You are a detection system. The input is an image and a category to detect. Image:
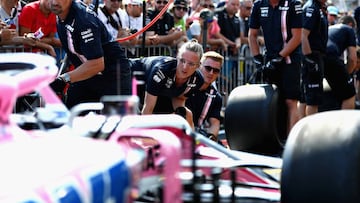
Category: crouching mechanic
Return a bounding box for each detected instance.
[186,51,224,142]
[49,0,132,109]
[130,39,204,129]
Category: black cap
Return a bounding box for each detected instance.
[174,0,187,7]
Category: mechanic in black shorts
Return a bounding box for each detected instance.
[324,15,357,110]
[130,39,204,128]
[299,0,328,117]
[248,0,302,133]
[49,0,132,109]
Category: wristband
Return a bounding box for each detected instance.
[60,73,71,83]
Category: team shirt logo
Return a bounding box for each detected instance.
[81,28,94,43]
[260,7,268,17]
[165,78,173,88]
[152,69,165,83]
[294,4,302,14]
[305,8,314,17]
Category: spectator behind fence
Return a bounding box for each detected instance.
[49,0,132,109]
[238,0,263,47]
[120,0,171,47]
[186,0,214,24]
[119,0,143,37]
[215,0,241,56]
[146,0,186,47]
[323,15,357,110]
[327,5,339,26]
[186,51,224,142]
[97,0,136,48]
[129,39,204,129]
[0,0,20,31]
[0,0,54,52]
[189,0,229,51]
[299,0,328,116]
[18,0,60,57]
[248,0,302,134]
[118,0,144,57]
[171,0,188,32]
[215,0,241,92]
[188,7,228,51]
[170,0,189,48]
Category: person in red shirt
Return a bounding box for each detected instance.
[18,0,60,56]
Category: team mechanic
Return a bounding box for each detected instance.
[49,0,132,109]
[130,40,204,129]
[248,0,303,134]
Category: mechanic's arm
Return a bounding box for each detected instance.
[66,57,105,83]
[142,92,157,115]
[301,28,312,55]
[172,96,186,109]
[172,96,195,129]
[248,28,260,56]
[346,46,357,74]
[279,28,301,57]
[207,117,220,137]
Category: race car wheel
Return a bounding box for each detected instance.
[281,110,360,203]
[224,84,287,155]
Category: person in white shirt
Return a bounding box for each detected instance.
[119,0,143,33]
[97,0,135,46]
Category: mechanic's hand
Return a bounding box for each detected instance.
[174,106,187,119]
[263,55,283,83]
[50,77,67,94]
[253,54,264,70]
[303,54,321,84]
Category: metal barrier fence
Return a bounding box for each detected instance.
[214,45,258,107]
[123,44,175,58]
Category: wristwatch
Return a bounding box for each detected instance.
[60,73,71,83]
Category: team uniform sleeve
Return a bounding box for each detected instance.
[77,16,105,60]
[145,65,166,96]
[302,5,318,31]
[347,27,357,47]
[248,1,261,29]
[289,0,303,29]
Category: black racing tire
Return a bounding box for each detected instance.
[224,84,287,155]
[281,110,360,203]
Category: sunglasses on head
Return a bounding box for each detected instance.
[156,0,168,4]
[204,65,220,74]
[175,6,188,11]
